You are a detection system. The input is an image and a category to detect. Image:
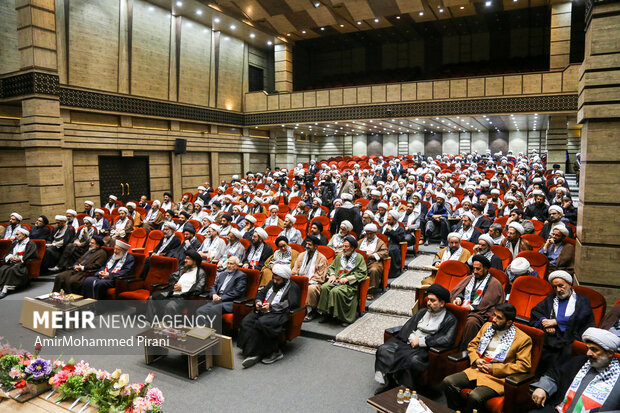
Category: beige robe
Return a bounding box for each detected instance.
[259,249,300,287]
[291,250,329,308]
[359,236,389,289]
[464,322,532,394]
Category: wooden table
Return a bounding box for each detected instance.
[137,327,220,380]
[20,296,96,337]
[367,386,455,413]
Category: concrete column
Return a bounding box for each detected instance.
[367,134,383,156]
[210,152,220,188]
[575,0,620,305]
[550,1,572,70]
[16,0,58,72]
[170,152,182,201]
[546,116,568,171]
[274,129,296,169]
[274,43,293,93]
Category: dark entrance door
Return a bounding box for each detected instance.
[98,156,150,205]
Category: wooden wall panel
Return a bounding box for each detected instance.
[0,0,19,75]
[131,0,171,99]
[0,149,28,222]
[218,152,242,181]
[178,20,211,106]
[249,153,269,172]
[68,0,119,92]
[71,150,101,209]
[217,35,244,111]
[181,152,210,193]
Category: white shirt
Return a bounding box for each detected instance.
[174,267,198,295]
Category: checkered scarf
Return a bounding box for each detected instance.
[557,358,620,413]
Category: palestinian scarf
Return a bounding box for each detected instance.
[556,358,620,413]
[299,250,318,282]
[359,236,378,255]
[441,246,465,263]
[263,280,291,305]
[247,242,265,268]
[273,246,292,265]
[552,290,578,319]
[337,252,358,280]
[476,324,517,362]
[462,274,491,307]
[104,252,128,274]
[7,237,29,262]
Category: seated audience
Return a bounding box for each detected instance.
[140,222,182,278]
[467,234,503,270]
[317,236,368,326]
[56,216,97,269]
[308,221,328,245]
[108,207,133,247]
[501,222,533,258]
[260,236,299,288]
[451,255,506,347]
[530,328,620,413]
[2,212,23,240]
[505,256,539,293]
[488,223,505,245]
[196,256,246,316]
[263,205,283,228]
[0,227,37,299]
[375,284,457,392]
[30,215,51,240]
[218,229,245,270]
[358,224,389,299]
[328,220,353,254]
[53,236,107,294]
[242,227,273,271]
[453,211,482,243]
[291,235,328,322]
[433,232,472,267]
[198,224,226,263]
[280,215,303,245]
[442,303,532,413]
[539,224,575,275]
[142,200,163,231]
[424,193,450,246]
[82,240,135,299]
[237,264,300,368]
[43,215,76,272]
[539,205,573,239]
[530,270,595,374]
[505,208,535,235]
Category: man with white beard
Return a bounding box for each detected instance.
[82,240,135,299]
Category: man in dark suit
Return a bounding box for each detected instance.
[42,215,76,272]
[471,203,491,233]
[53,236,108,293]
[452,212,483,244]
[242,228,273,270]
[82,240,135,299]
[196,255,247,316]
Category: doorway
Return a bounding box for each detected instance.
[98,156,150,205]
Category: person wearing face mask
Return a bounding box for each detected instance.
[82,240,135,300]
[530,328,620,413]
[0,227,37,299]
[237,264,301,368]
[442,303,532,413]
[29,215,51,240]
[530,270,595,374]
[374,284,457,393]
[291,235,328,322]
[52,236,107,294]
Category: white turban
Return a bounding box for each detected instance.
[377,202,389,210]
[340,220,353,232]
[230,228,242,239]
[10,212,22,221]
[269,205,279,212]
[208,224,221,234]
[152,200,161,207]
[254,227,268,240]
[371,190,381,197]
[245,215,257,224]
[532,189,545,197]
[364,211,375,220]
[272,264,292,280]
[163,221,177,231]
[313,198,322,205]
[94,208,104,215]
[510,257,531,275]
[478,234,494,246]
[66,209,77,216]
[447,232,462,241]
[341,193,353,201]
[435,192,447,200]
[84,201,94,206]
[505,195,517,202]
[364,223,377,233]
[490,189,500,195]
[553,224,569,237]
[55,215,67,222]
[109,195,118,201]
[285,214,296,224]
[115,240,130,250]
[118,207,129,214]
[197,186,206,191]
[582,327,620,352]
[462,211,475,221]
[508,222,525,234]
[549,205,563,214]
[15,227,29,237]
[388,210,400,220]
[83,216,96,225]
[548,270,573,284]
[126,202,136,208]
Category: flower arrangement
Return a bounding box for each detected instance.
[0,341,164,413]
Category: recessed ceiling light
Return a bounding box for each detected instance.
[320,27,324,30]
[250,33,255,38]
[301,30,306,34]
[485,1,492,6]
[419,12,424,16]
[439,8,444,13]
[374,18,379,23]
[286,33,290,36]
[230,24,236,30]
[176,1,183,6]
[267,41,272,45]
[196,9,202,15]
[314,1,320,7]
[214,17,219,23]
[357,21,362,25]
[339,24,344,27]
[460,6,465,9]
[396,16,400,19]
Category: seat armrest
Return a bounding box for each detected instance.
[515,316,530,324]
[429,345,457,354]
[289,307,305,315]
[198,293,210,298]
[384,326,403,336]
[132,248,145,253]
[233,297,254,305]
[447,350,469,363]
[506,373,535,387]
[149,283,169,291]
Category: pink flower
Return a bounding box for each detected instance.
[146,387,164,405]
[51,370,71,387]
[74,361,90,376]
[132,397,153,413]
[9,367,25,379]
